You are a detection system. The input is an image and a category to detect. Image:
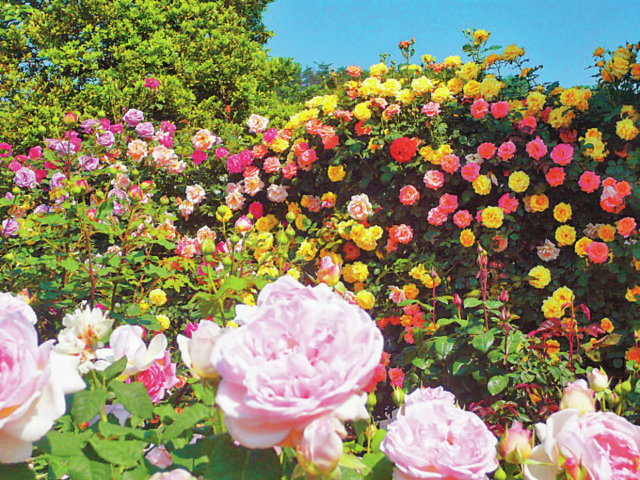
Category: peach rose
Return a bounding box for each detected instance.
[347,194,373,221]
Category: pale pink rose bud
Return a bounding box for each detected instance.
[297,417,346,475]
[559,380,596,415]
[587,368,609,392]
[499,421,532,464]
[316,256,341,287]
[234,215,253,233]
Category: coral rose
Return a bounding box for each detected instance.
[399,185,420,205]
[545,167,566,187]
[526,137,548,160]
[211,277,383,448]
[477,142,496,160]
[497,140,516,161]
[585,241,609,264]
[617,217,637,238]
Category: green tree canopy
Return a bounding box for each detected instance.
[0,0,302,147]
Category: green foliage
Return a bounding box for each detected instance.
[0,0,303,148]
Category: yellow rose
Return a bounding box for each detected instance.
[432,86,452,103]
[351,261,369,282]
[553,203,572,223]
[463,80,481,97]
[156,314,170,331]
[410,265,427,280]
[353,102,372,121]
[460,229,476,247]
[480,76,503,100]
[369,62,388,77]
[411,76,434,95]
[296,241,317,261]
[508,171,530,193]
[473,29,490,44]
[360,77,382,96]
[396,89,416,105]
[574,237,593,257]
[553,286,574,305]
[444,55,461,68]
[403,283,419,299]
[548,106,576,129]
[447,77,465,95]
[597,224,616,242]
[526,91,546,112]
[381,79,402,97]
[560,88,580,107]
[528,266,551,289]
[502,44,525,61]
[356,290,375,310]
[287,267,300,281]
[458,62,480,81]
[529,194,549,213]
[482,206,504,229]
[473,175,492,195]
[555,225,576,247]
[616,118,639,141]
[328,165,346,182]
[271,137,289,153]
[149,289,167,307]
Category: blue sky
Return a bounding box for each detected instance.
[263,0,640,86]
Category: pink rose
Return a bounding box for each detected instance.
[263,156,281,173]
[211,276,383,448]
[226,154,244,174]
[246,114,269,134]
[461,162,480,182]
[525,409,640,480]
[316,256,341,287]
[347,194,372,221]
[497,140,516,161]
[0,305,85,462]
[123,108,144,127]
[427,206,448,226]
[470,98,489,119]
[381,400,498,479]
[136,351,179,403]
[423,170,445,190]
[491,101,510,119]
[453,210,473,229]
[14,167,36,189]
[145,445,173,469]
[404,386,456,407]
[0,292,37,325]
[550,143,574,166]
[421,102,441,117]
[526,136,548,160]
[499,421,532,464]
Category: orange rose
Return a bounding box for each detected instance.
[617,217,637,238]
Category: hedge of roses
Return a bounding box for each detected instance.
[0,30,639,480]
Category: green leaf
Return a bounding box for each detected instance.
[163,403,210,441]
[370,429,387,454]
[88,438,144,468]
[487,375,509,395]
[463,297,482,309]
[71,388,107,424]
[204,434,282,480]
[0,463,35,480]
[60,257,80,273]
[100,356,127,384]
[339,453,371,475]
[110,381,153,420]
[361,452,394,480]
[472,331,495,354]
[412,357,427,370]
[67,455,92,480]
[434,337,455,359]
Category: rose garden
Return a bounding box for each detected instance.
[0,4,639,479]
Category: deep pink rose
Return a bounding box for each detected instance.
[381,399,498,479]
[136,351,178,403]
[211,276,383,449]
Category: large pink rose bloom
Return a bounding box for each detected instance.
[211,276,383,449]
[381,401,498,480]
[0,306,85,462]
[524,409,640,480]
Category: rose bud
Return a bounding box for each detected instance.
[63,111,78,124]
[453,293,462,307]
[587,368,609,392]
[559,380,596,415]
[234,215,253,233]
[563,457,589,480]
[296,417,346,476]
[499,421,531,464]
[317,256,341,287]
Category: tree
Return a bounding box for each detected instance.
[0,0,302,148]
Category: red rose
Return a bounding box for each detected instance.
[390,137,416,163]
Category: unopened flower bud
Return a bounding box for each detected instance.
[296,417,346,476]
[201,238,215,257]
[234,215,253,233]
[620,379,632,394]
[285,225,296,238]
[367,391,377,410]
[276,230,289,246]
[392,387,405,407]
[559,380,596,415]
[453,293,462,307]
[499,421,532,464]
[63,111,78,124]
[500,290,509,303]
[317,256,341,287]
[587,368,609,393]
[285,211,297,223]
